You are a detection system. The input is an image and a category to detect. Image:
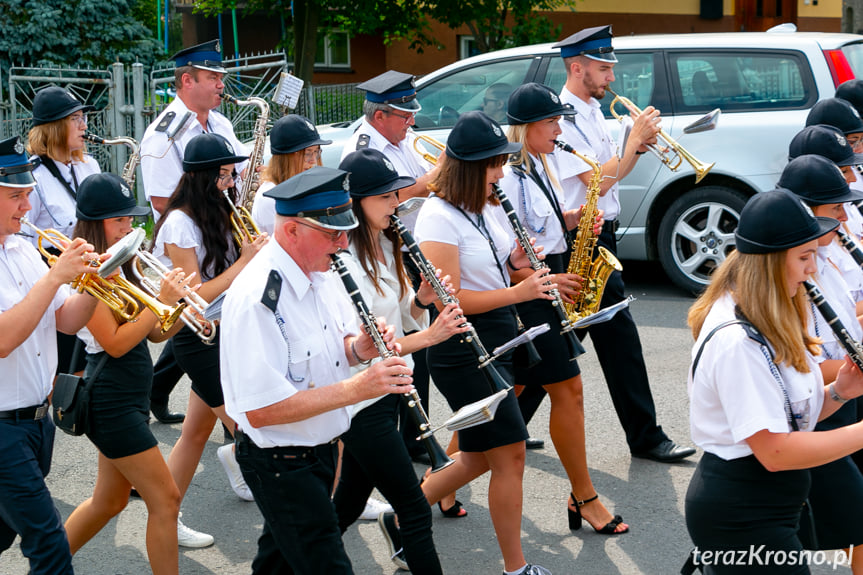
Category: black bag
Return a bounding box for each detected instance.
[52,351,108,436]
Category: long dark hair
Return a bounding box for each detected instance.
[348,197,409,298]
[152,167,236,278]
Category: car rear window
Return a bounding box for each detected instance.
[841,42,863,78]
[670,50,814,113]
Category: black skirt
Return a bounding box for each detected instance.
[513,253,580,386]
[427,306,527,453]
[85,340,158,459]
[685,452,811,574]
[172,325,224,408]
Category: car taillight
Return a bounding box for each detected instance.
[824,49,856,86]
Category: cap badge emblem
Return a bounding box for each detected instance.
[304,119,315,131]
[343,173,350,191]
[837,133,848,147]
[800,200,815,218]
[214,40,221,53]
[491,124,502,137]
[383,158,395,173]
[13,140,24,155]
[120,183,132,198]
[550,93,560,104]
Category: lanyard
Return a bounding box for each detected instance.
[454,206,508,287]
[517,157,571,244]
[39,156,79,201]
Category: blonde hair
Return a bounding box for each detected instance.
[687,250,819,372]
[27,119,84,162]
[506,123,563,193]
[262,150,318,185]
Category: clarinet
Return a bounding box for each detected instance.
[803,280,863,372]
[330,252,454,472]
[491,183,586,361]
[836,227,863,268]
[390,214,511,394]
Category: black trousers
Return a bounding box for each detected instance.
[236,431,353,575]
[518,223,667,453]
[148,338,184,408]
[333,394,442,575]
[0,414,73,575]
[401,256,432,457]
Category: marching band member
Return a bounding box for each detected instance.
[25,87,100,375]
[685,188,863,574]
[499,82,626,534]
[251,114,331,235]
[152,132,267,545]
[0,136,101,575]
[63,173,187,574]
[531,25,694,463]
[220,166,413,574]
[415,111,555,575]
[334,149,466,573]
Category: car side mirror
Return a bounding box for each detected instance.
[683,108,721,135]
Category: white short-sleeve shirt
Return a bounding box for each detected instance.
[688,293,824,460]
[496,155,568,256]
[153,210,235,282]
[140,97,248,220]
[250,180,276,237]
[807,246,863,360]
[220,240,358,448]
[24,156,101,247]
[556,88,620,220]
[415,196,511,292]
[0,235,71,410]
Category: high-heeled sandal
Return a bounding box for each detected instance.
[437,499,468,518]
[568,493,629,534]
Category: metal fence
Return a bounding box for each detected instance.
[0,50,362,201]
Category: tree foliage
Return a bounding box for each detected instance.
[0,0,162,77]
[192,0,573,84]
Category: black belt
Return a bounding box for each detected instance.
[602,219,619,234]
[235,428,338,458]
[0,402,49,421]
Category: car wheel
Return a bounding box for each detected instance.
[657,186,748,295]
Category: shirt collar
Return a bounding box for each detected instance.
[270,241,315,300]
[560,87,600,117]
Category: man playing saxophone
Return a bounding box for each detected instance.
[517,25,695,464]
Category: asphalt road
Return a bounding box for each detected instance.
[0,263,853,574]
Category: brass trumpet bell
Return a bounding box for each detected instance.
[412,133,446,165]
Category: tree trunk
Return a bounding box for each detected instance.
[292,0,319,85]
[843,0,863,34]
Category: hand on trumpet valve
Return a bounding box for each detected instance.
[50,238,100,284]
[157,269,197,306]
[349,356,414,400]
[631,105,662,150]
[238,232,269,261]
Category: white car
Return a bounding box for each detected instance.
[311,29,863,293]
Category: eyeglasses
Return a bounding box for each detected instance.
[296,219,345,241]
[383,109,416,125]
[68,114,88,126]
[217,170,238,183]
[303,149,322,162]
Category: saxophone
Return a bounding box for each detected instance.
[220,94,270,211]
[84,133,140,189]
[554,139,622,322]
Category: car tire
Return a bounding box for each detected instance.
[657,186,748,295]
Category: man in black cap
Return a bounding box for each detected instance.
[220,166,413,574]
[533,25,696,463]
[342,70,441,463]
[140,39,249,435]
[0,136,105,574]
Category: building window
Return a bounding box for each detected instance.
[459,36,481,60]
[315,30,350,68]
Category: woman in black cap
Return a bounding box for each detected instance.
[152,132,268,537]
[685,188,863,574]
[415,111,556,575]
[251,114,331,235]
[500,82,626,534]
[26,86,100,375]
[331,148,466,573]
[62,173,187,574]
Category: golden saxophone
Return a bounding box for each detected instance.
[554,140,622,322]
[84,133,140,189]
[220,94,269,211]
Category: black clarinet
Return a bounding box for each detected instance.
[836,227,863,268]
[330,252,454,472]
[803,280,863,372]
[390,214,511,394]
[491,183,586,361]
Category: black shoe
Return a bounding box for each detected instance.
[378,511,409,571]
[151,402,185,424]
[633,439,696,463]
[410,451,432,466]
[525,437,544,450]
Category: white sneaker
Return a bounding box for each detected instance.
[177,513,214,548]
[359,496,393,521]
[217,444,254,502]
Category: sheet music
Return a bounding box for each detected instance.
[273,72,304,109]
[571,295,635,329]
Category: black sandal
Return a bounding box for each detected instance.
[438,499,468,518]
[568,493,628,534]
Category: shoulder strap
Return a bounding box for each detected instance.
[39,156,78,201]
[691,319,745,379]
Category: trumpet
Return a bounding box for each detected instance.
[412,133,445,165]
[607,88,715,184]
[21,219,185,332]
[132,250,216,344]
[222,189,262,247]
